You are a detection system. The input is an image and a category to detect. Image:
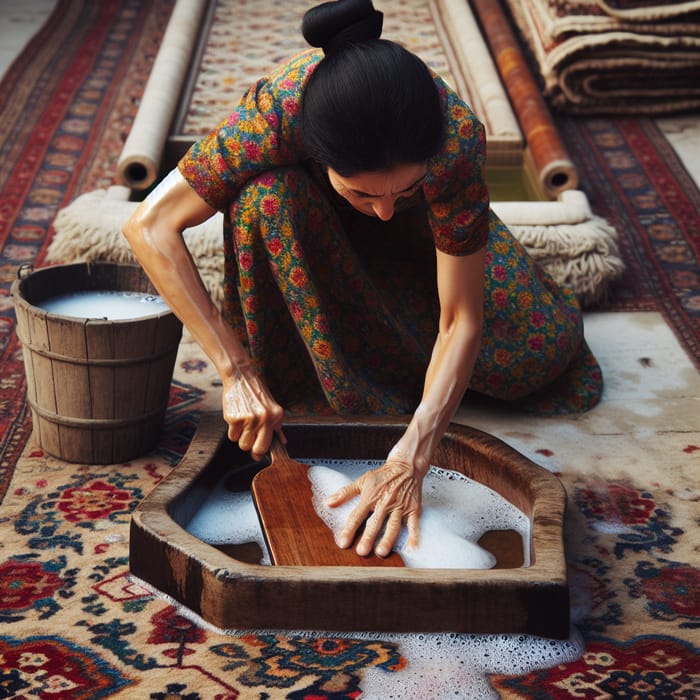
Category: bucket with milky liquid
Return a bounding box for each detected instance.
[12,262,182,464]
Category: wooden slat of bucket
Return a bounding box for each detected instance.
[144,313,183,418]
[49,316,92,419]
[23,305,62,457]
[48,315,96,462]
[114,318,150,460]
[13,294,41,410]
[81,304,177,463]
[93,313,178,462]
[470,0,579,198]
[85,319,117,421]
[85,319,122,463]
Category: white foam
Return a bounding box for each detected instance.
[179,462,571,698]
[185,479,271,565]
[186,459,529,570]
[39,290,167,319]
[361,628,584,699]
[307,460,529,569]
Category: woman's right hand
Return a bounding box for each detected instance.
[221,367,286,461]
[122,169,285,461]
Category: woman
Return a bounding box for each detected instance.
[123,0,602,558]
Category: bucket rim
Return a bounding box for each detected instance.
[11,261,179,323]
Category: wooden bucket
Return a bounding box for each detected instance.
[12,262,183,464]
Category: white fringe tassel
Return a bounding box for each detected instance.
[48,188,625,308]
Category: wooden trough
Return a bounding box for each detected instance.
[130,412,570,638]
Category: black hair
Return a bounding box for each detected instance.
[301,0,444,176]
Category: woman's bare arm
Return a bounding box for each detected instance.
[328,246,485,556]
[122,168,285,459]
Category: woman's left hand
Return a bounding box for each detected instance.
[325,456,423,558]
[326,248,486,559]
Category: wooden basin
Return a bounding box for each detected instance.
[130,413,569,638]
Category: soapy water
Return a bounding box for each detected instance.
[360,628,583,699]
[186,458,530,569]
[182,460,580,698]
[39,290,168,319]
[307,459,530,568]
[187,487,272,564]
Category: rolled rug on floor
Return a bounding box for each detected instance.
[470,0,579,197]
[116,0,208,190]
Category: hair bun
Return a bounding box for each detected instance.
[302,0,383,56]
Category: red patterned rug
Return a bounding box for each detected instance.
[0,0,176,504]
[1,2,698,699]
[557,116,700,369]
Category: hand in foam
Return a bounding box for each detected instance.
[312,465,497,568]
[324,456,423,558]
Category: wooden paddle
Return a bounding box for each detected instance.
[251,436,404,567]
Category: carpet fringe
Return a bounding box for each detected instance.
[508,216,625,306]
[48,188,625,309]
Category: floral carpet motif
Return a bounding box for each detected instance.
[1,1,698,698]
[495,636,700,698]
[2,422,698,697]
[490,471,700,698]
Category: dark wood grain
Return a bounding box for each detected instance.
[251,437,404,567]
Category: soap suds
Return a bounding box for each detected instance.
[180,464,572,699]
[186,486,271,565]
[307,459,530,568]
[186,458,530,569]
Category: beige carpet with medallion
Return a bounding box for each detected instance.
[4,2,698,698]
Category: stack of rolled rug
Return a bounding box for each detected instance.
[500,0,700,114]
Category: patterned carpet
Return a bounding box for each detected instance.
[174,0,459,138]
[557,117,700,370]
[1,1,699,698]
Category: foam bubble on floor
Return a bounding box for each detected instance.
[131,571,582,699]
[360,628,584,699]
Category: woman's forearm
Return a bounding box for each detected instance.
[122,171,251,381]
[123,169,285,458]
[395,318,482,474]
[391,248,486,476]
[328,315,482,557]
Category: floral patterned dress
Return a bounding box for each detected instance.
[179,49,602,415]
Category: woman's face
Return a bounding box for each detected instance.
[327,163,427,221]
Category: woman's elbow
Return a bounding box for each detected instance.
[121,202,174,261]
[121,205,148,248]
[441,306,483,342]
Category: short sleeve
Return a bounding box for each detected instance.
[424,77,490,256]
[177,50,321,211]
